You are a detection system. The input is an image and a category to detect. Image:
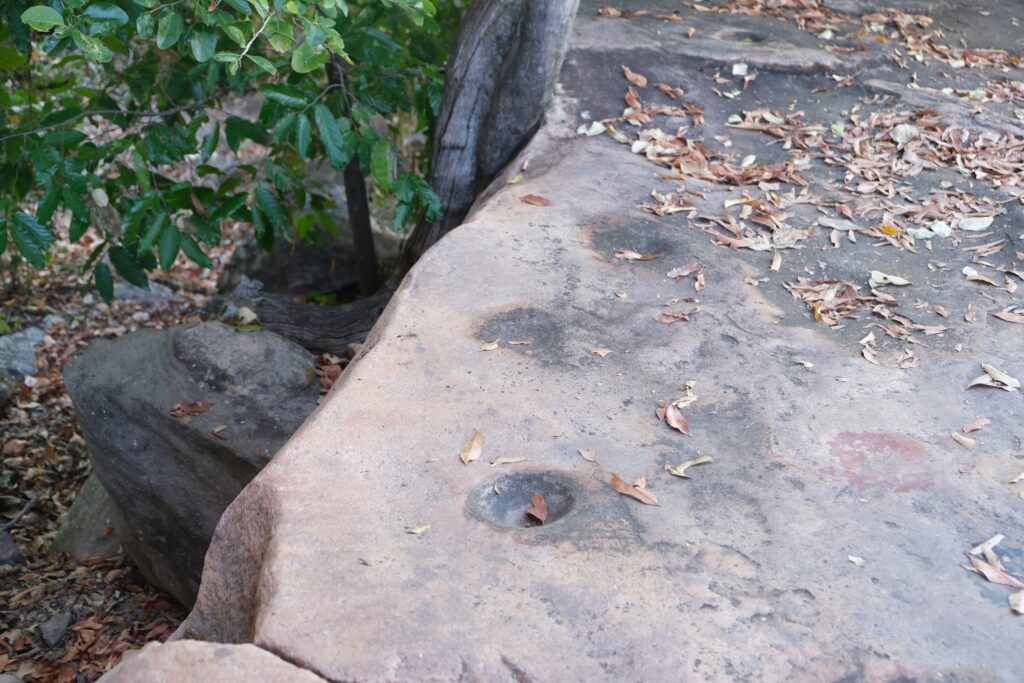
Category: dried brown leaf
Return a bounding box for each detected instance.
[962,417,991,434]
[490,456,527,466]
[169,400,214,418]
[951,432,976,450]
[656,403,691,435]
[460,430,484,464]
[666,455,713,478]
[611,473,660,505]
[968,556,1024,589]
[579,448,598,462]
[621,64,648,87]
[526,492,548,524]
[520,194,551,207]
[615,249,664,261]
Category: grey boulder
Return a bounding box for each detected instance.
[63,322,319,606]
[0,327,44,408]
[49,473,125,561]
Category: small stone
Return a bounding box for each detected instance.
[0,531,25,566]
[40,611,72,647]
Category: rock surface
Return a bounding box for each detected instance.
[39,611,71,647]
[116,1,1024,680]
[0,327,44,409]
[103,641,325,682]
[64,322,319,606]
[49,473,125,561]
[0,531,24,566]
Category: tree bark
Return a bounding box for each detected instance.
[330,55,380,295]
[404,0,580,262]
[214,277,392,355]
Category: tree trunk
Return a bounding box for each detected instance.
[213,277,392,355]
[404,0,580,262]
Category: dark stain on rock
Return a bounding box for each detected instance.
[477,306,569,359]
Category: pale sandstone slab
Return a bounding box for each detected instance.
[114,1,1024,680]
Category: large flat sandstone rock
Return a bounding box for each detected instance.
[116,1,1024,680]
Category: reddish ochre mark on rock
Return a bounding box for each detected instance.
[827,432,932,492]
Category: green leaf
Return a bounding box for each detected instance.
[36,183,62,223]
[69,217,89,242]
[214,51,240,63]
[137,213,168,252]
[94,262,114,302]
[265,15,293,51]
[136,12,154,37]
[254,184,286,233]
[313,105,353,169]
[272,112,298,143]
[190,25,217,62]
[71,28,113,61]
[108,245,148,287]
[0,220,7,255]
[201,124,219,163]
[130,0,158,8]
[156,10,184,49]
[295,113,312,159]
[246,54,276,75]
[157,224,180,271]
[290,42,328,74]
[261,84,307,108]
[10,211,56,268]
[21,6,64,31]
[370,137,391,191]
[83,3,128,33]
[179,234,212,268]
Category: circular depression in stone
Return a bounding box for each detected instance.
[725,30,769,44]
[467,471,577,529]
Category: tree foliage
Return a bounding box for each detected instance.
[0,0,459,299]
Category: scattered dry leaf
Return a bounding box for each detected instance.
[614,249,664,261]
[406,525,430,535]
[992,307,1024,324]
[869,271,911,287]
[579,448,598,463]
[951,432,976,450]
[460,430,484,464]
[526,492,548,524]
[169,400,213,419]
[848,555,867,567]
[962,417,991,434]
[480,339,501,351]
[520,194,551,207]
[665,455,713,478]
[490,456,527,466]
[656,402,691,436]
[611,473,659,505]
[968,363,1020,391]
[968,556,1024,589]
[621,64,648,87]
[592,347,612,357]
